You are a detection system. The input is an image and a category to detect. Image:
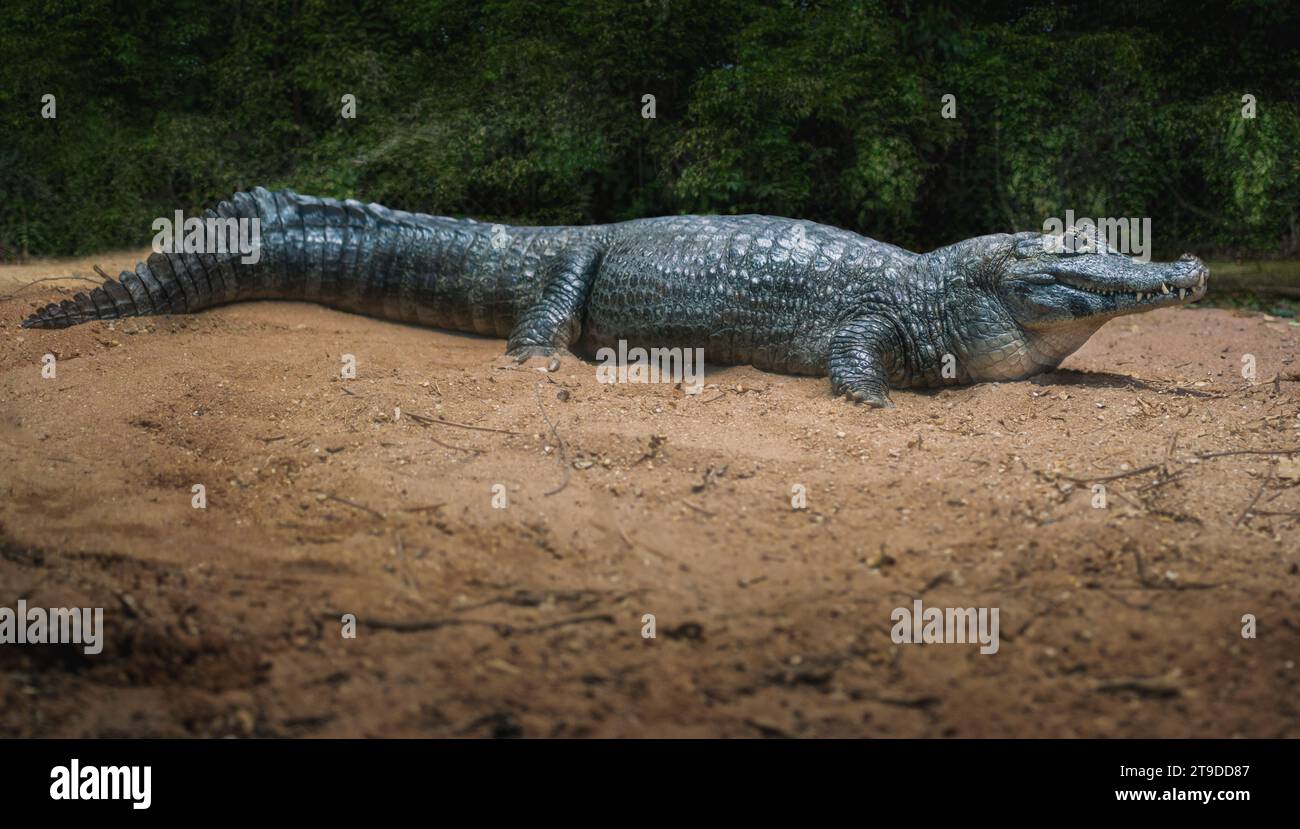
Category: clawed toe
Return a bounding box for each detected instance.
[841,387,894,408]
[507,345,552,361]
[504,345,576,370]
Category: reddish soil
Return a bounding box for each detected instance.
[1,250,1298,738]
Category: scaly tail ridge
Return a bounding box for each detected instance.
[20,190,272,329]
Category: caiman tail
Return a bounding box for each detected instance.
[20,188,565,337]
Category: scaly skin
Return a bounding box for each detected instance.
[21,188,1209,406]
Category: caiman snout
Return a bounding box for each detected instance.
[1179,252,1209,282]
[1173,254,1209,298]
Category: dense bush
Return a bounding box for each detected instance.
[2,0,1297,258]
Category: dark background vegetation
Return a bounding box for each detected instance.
[1,0,1298,259]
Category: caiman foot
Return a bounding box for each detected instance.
[503,345,578,370]
[829,315,901,410]
[839,384,895,409]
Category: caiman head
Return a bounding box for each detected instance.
[928,230,1209,382]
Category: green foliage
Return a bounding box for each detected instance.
[1,0,1297,257]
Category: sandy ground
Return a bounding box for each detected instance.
[1,250,1298,738]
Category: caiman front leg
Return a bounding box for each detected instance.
[829,316,903,409]
[506,243,603,362]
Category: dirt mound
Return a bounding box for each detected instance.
[1,252,1298,737]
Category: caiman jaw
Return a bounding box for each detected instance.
[1056,255,1209,311]
[994,239,1213,336]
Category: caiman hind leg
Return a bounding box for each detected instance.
[505,243,603,363]
[829,316,903,409]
